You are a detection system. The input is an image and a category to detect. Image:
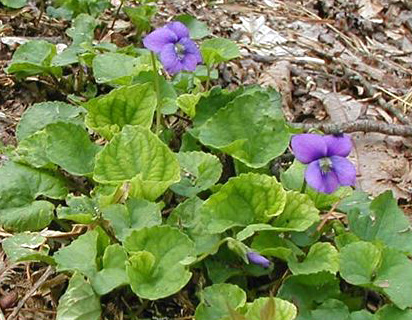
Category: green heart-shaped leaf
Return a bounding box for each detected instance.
[171,151,222,198]
[349,191,412,254]
[0,162,67,231]
[56,273,101,320]
[6,40,61,78]
[124,226,195,300]
[198,173,286,233]
[85,83,156,140]
[200,38,241,65]
[45,122,101,176]
[93,125,180,201]
[245,297,297,320]
[16,101,84,141]
[195,283,246,320]
[2,233,54,264]
[198,89,290,168]
[102,198,162,241]
[288,242,339,275]
[272,191,319,232]
[54,230,98,278]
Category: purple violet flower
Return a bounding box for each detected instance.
[143,21,202,74]
[291,133,356,194]
[247,252,271,268]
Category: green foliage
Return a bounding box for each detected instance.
[124,5,157,36]
[85,83,156,139]
[57,195,97,223]
[176,14,210,39]
[0,162,67,231]
[348,191,412,254]
[176,92,203,118]
[195,283,247,320]
[245,297,297,320]
[340,241,412,309]
[6,40,62,78]
[16,101,85,141]
[49,0,110,18]
[54,230,99,278]
[102,198,162,241]
[52,14,97,66]
[92,52,151,86]
[2,233,54,264]
[91,244,129,295]
[272,191,319,231]
[45,122,101,175]
[288,242,339,275]
[93,125,180,201]
[200,38,241,65]
[56,273,101,320]
[197,88,290,168]
[198,173,286,233]
[3,15,412,320]
[0,0,27,8]
[124,226,195,300]
[171,151,222,197]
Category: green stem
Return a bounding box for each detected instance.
[192,237,231,265]
[300,179,307,193]
[205,63,211,91]
[150,52,162,135]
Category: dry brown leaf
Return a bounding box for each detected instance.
[352,132,411,199]
[259,61,292,106]
[358,0,384,19]
[310,90,363,123]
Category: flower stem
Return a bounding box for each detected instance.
[192,237,232,265]
[205,63,211,91]
[150,52,162,135]
[300,179,307,193]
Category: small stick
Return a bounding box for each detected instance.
[291,120,412,137]
[7,266,54,320]
[110,0,124,30]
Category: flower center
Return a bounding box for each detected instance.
[174,43,186,59]
[319,157,333,173]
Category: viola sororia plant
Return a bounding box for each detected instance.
[1,6,412,320]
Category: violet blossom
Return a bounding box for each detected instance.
[143,21,202,74]
[247,252,271,268]
[291,133,356,194]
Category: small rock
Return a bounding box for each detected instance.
[0,291,18,310]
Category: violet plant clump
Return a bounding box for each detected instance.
[143,21,202,74]
[291,133,356,194]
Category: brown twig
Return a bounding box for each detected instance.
[342,67,412,125]
[7,266,54,320]
[308,47,412,126]
[110,0,124,30]
[291,120,412,137]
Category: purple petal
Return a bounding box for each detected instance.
[165,21,189,39]
[305,160,339,194]
[143,27,177,53]
[180,54,198,71]
[179,38,202,63]
[291,134,327,164]
[247,252,271,268]
[324,134,352,157]
[160,43,183,74]
[331,156,356,186]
